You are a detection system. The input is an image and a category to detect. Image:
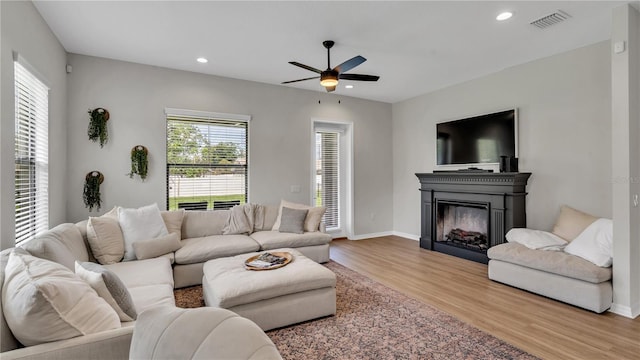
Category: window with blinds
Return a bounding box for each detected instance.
[315,131,339,229]
[166,112,248,210]
[14,61,49,244]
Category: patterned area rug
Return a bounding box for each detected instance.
[174,261,537,360]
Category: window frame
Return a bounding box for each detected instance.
[14,56,50,244]
[165,108,250,211]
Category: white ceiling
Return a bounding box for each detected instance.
[33,1,625,103]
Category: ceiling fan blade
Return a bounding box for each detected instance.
[339,73,380,81]
[282,76,320,84]
[333,55,366,74]
[289,61,322,74]
[325,85,336,92]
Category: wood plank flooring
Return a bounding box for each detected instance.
[330,236,639,360]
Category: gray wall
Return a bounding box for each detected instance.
[0,1,67,250]
[392,41,612,237]
[65,54,393,237]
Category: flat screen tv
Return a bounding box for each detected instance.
[436,109,518,167]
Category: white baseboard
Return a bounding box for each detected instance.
[345,231,420,241]
[609,302,640,319]
[392,231,420,241]
[347,231,394,240]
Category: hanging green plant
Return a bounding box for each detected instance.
[128,145,149,180]
[83,171,104,211]
[87,108,110,147]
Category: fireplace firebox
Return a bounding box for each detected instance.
[416,172,531,263]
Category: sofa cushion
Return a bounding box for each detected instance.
[118,203,169,261]
[272,200,326,232]
[86,215,125,265]
[250,231,331,251]
[161,209,185,240]
[104,257,174,289]
[552,205,598,241]
[2,249,120,346]
[104,257,175,312]
[133,232,182,260]
[20,223,89,271]
[175,235,260,265]
[487,243,611,283]
[181,210,229,239]
[279,207,308,234]
[75,261,137,322]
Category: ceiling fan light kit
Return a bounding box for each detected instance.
[283,40,379,92]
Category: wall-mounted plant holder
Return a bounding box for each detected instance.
[84,171,104,211]
[128,145,149,180]
[88,108,110,147]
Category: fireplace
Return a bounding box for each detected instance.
[436,200,489,251]
[415,172,531,263]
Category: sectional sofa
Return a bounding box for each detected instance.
[1,203,330,359]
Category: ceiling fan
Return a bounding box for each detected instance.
[282,40,380,92]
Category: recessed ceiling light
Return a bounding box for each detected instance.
[345,85,354,89]
[496,12,513,21]
[196,57,208,63]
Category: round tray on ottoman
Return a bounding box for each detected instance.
[243,251,293,271]
[202,248,336,331]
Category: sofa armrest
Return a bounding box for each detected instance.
[320,222,327,233]
[0,325,134,360]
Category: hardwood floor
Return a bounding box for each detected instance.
[330,236,639,360]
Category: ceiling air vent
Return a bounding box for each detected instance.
[530,10,571,29]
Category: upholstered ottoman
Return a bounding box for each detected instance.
[202,248,336,331]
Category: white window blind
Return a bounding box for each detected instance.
[14,61,49,244]
[316,131,339,229]
[166,112,248,210]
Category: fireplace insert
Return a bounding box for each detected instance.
[436,200,489,252]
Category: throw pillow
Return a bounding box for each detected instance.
[223,204,253,235]
[75,261,137,322]
[552,205,598,241]
[132,233,182,260]
[564,218,613,267]
[271,200,326,232]
[86,216,125,265]
[279,207,309,234]
[2,249,120,346]
[118,203,169,261]
[506,228,567,251]
[161,209,185,240]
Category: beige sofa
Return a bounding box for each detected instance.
[487,243,612,313]
[487,205,613,314]
[168,205,331,288]
[1,204,330,359]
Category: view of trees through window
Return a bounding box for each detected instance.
[166,117,247,210]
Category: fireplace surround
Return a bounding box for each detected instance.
[415,172,531,263]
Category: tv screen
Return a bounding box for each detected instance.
[436,109,517,166]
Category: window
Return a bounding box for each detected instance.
[315,131,339,229]
[14,61,49,244]
[166,109,249,210]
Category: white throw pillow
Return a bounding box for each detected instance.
[75,261,137,322]
[271,200,326,232]
[2,249,120,346]
[118,203,169,261]
[506,228,568,251]
[564,218,613,267]
[86,212,125,265]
